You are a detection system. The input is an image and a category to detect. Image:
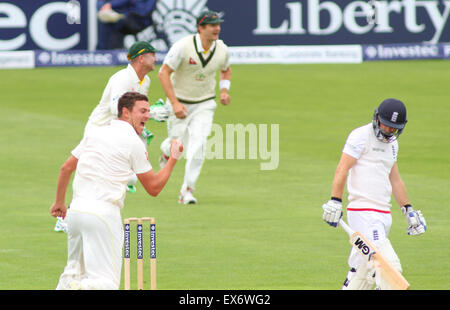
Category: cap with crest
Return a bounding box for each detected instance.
[196,11,224,26]
[127,41,157,60]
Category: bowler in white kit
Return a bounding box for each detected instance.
[50,92,183,289]
[321,98,427,289]
[53,41,169,232]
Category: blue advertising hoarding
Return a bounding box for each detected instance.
[2,0,450,67]
[216,0,450,45]
[0,0,95,51]
[1,0,450,52]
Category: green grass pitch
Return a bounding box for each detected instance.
[0,61,449,290]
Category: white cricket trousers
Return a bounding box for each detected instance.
[56,198,123,290]
[346,210,392,269]
[342,209,395,289]
[161,99,216,193]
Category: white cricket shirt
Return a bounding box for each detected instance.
[87,64,150,127]
[163,33,230,103]
[342,123,399,213]
[71,120,152,209]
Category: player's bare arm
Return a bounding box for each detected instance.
[390,162,427,235]
[389,162,410,207]
[158,64,188,118]
[50,155,78,218]
[138,140,183,196]
[331,152,357,199]
[219,67,232,105]
[322,152,357,227]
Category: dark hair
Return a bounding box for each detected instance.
[117,92,148,117]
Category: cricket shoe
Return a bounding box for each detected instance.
[178,189,197,205]
[159,153,169,169]
[54,217,68,233]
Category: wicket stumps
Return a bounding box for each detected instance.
[123,217,157,290]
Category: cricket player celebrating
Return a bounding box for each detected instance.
[50,92,183,290]
[54,41,168,232]
[322,98,427,289]
[86,40,168,138]
[158,10,232,204]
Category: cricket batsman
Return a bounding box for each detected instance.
[321,98,427,289]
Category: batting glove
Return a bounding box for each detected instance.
[322,198,343,227]
[401,205,427,236]
[150,99,169,122]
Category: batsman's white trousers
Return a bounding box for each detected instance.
[56,198,123,290]
[161,98,216,193]
[346,210,392,269]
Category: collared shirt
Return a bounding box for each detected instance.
[72,120,152,209]
[162,34,230,103]
[343,123,399,212]
[87,64,150,128]
[194,33,216,57]
[164,33,229,72]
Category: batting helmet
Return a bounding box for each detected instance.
[372,98,408,142]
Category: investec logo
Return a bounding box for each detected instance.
[254,0,450,43]
[0,0,83,51]
[364,43,440,59]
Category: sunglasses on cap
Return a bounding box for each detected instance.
[197,11,224,26]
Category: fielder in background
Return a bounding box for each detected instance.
[322,98,427,290]
[84,40,168,142]
[50,92,183,290]
[54,41,169,232]
[158,10,232,204]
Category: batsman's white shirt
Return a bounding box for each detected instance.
[342,123,399,281]
[56,120,151,290]
[86,64,150,129]
[343,123,398,213]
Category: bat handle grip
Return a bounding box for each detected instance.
[339,219,355,236]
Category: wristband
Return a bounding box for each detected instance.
[331,197,342,203]
[219,80,231,90]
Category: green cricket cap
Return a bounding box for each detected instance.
[127,41,157,60]
[196,11,224,26]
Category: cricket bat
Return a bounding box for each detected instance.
[339,219,410,290]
